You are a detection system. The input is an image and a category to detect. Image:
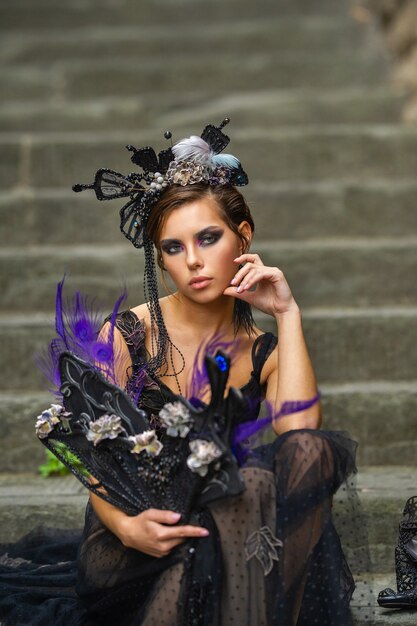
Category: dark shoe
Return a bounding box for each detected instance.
[378,586,417,609]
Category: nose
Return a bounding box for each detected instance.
[185,245,204,270]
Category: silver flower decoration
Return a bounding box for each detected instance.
[128,430,163,457]
[86,413,125,446]
[166,160,208,186]
[159,401,193,438]
[186,439,222,477]
[245,526,283,576]
[35,404,70,439]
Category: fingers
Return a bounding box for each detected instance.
[144,509,182,525]
[234,252,263,265]
[230,262,256,288]
[161,524,209,541]
[231,253,264,288]
[231,265,277,293]
[154,524,209,558]
[234,268,259,293]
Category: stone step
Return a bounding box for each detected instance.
[354,604,417,626]
[0,51,387,103]
[0,18,374,65]
[0,467,415,577]
[2,179,417,245]
[0,0,359,33]
[2,308,417,390]
[1,383,416,473]
[0,87,405,133]
[2,238,417,311]
[3,125,417,190]
[353,575,417,625]
[322,381,417,466]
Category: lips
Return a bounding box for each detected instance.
[189,276,213,289]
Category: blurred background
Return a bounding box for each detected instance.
[1,0,417,619]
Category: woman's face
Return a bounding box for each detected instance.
[158,197,250,303]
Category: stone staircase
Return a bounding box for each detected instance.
[1,0,417,622]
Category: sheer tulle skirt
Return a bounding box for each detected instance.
[0,429,361,626]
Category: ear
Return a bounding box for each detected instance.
[238,221,252,253]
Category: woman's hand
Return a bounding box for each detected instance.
[117,508,209,558]
[223,253,298,317]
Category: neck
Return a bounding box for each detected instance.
[165,292,236,336]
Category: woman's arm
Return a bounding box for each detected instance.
[224,253,321,434]
[266,306,322,434]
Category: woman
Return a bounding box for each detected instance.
[0,120,357,626]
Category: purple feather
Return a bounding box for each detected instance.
[37,277,127,393]
[231,393,321,464]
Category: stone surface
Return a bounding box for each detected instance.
[322,381,417,466]
[0,391,56,473]
[0,88,406,132]
[0,18,372,64]
[386,0,417,54]
[3,126,417,191]
[2,239,417,311]
[2,309,417,390]
[0,142,21,189]
[0,0,361,33]
[364,0,417,126]
[394,47,417,90]
[2,179,417,246]
[0,474,87,543]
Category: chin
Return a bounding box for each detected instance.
[185,286,225,304]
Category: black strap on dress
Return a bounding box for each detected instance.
[250,332,277,384]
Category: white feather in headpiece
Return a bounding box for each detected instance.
[172,136,213,167]
[172,136,241,172]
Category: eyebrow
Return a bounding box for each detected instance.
[160,225,223,246]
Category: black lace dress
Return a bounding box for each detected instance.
[0,311,359,626]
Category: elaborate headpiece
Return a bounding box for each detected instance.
[72,118,248,249]
[72,119,250,388]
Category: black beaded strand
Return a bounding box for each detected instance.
[143,238,185,394]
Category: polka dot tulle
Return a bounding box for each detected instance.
[0,316,376,624]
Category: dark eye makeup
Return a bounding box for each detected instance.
[197,229,223,247]
[160,227,224,255]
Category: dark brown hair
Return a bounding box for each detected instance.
[146,183,256,335]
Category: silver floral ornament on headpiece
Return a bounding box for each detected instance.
[72,118,248,249]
